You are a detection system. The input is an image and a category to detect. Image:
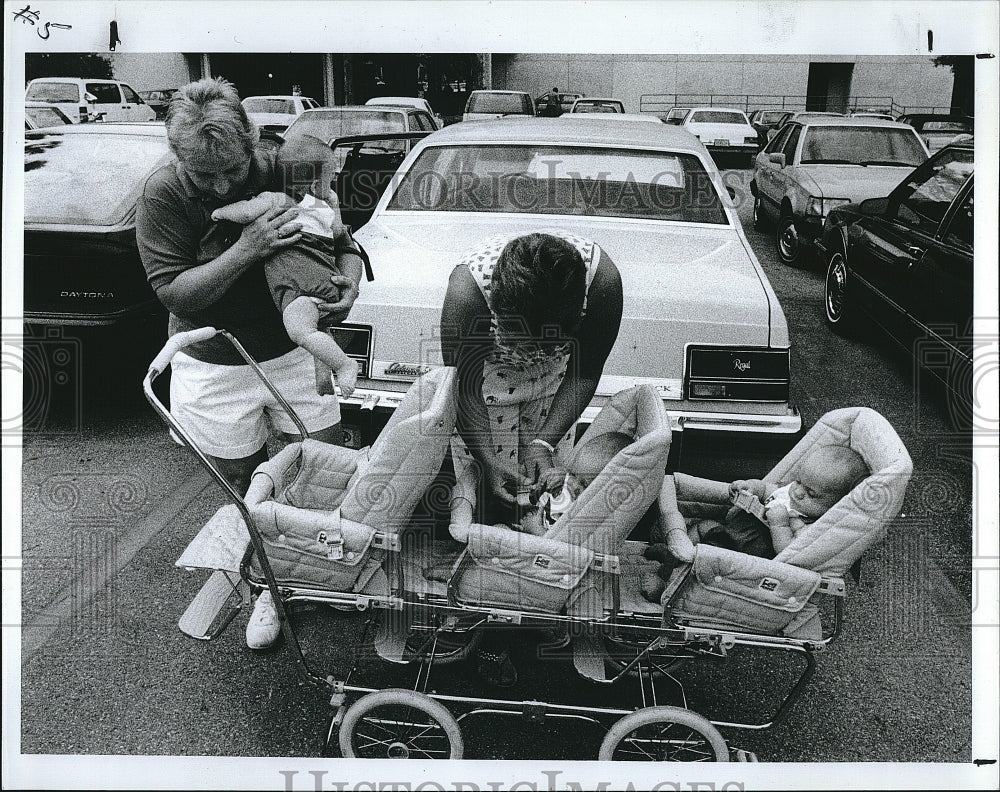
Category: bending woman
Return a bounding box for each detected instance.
[440,230,623,685]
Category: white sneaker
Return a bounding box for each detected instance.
[246,589,280,649]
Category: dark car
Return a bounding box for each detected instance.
[23,123,171,328]
[137,88,177,120]
[748,109,793,148]
[896,113,974,153]
[139,88,177,121]
[818,140,973,404]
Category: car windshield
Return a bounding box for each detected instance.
[689,111,748,124]
[286,109,406,152]
[244,98,295,114]
[24,132,170,225]
[386,144,729,224]
[26,107,68,127]
[25,82,78,103]
[799,126,927,166]
[467,93,532,114]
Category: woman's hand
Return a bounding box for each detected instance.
[317,274,359,323]
[234,204,302,262]
[522,442,557,484]
[484,460,532,505]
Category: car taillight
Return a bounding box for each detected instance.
[685,346,790,402]
[744,136,759,144]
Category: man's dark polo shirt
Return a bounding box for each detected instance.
[136,147,296,365]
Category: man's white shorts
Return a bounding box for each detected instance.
[169,346,341,459]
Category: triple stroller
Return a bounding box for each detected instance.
[145,328,912,761]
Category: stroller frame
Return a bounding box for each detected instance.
[146,328,853,762]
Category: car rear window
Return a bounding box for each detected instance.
[25,132,170,226]
[800,126,927,166]
[690,111,748,124]
[761,111,790,124]
[386,144,729,225]
[286,109,406,151]
[244,98,296,114]
[922,120,971,133]
[467,93,532,115]
[25,82,78,103]
[574,101,624,113]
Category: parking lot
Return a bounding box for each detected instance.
[12,150,981,776]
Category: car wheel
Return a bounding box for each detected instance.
[824,248,859,336]
[752,192,770,231]
[776,211,802,266]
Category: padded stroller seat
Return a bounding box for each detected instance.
[242,366,457,592]
[446,385,672,616]
[661,406,913,639]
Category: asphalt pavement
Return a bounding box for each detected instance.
[11,166,983,783]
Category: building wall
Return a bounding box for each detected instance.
[109,53,194,93]
[494,54,954,114]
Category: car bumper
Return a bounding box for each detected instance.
[23,301,164,328]
[795,215,825,244]
[704,143,758,155]
[337,376,801,435]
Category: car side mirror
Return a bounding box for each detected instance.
[858,197,889,216]
[767,152,786,168]
[84,92,98,104]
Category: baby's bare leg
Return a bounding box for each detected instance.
[283,296,359,398]
[211,191,289,224]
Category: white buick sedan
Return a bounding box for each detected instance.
[344,118,800,442]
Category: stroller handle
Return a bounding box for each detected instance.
[147,326,219,376]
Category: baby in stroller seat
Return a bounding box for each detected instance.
[641,443,869,602]
[518,431,635,536]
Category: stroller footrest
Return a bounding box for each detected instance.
[572,633,609,682]
[176,505,250,572]
[178,570,245,640]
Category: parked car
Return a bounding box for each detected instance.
[680,107,759,162]
[462,90,535,122]
[241,94,321,133]
[23,123,171,327]
[817,140,973,405]
[534,91,582,117]
[662,107,690,125]
[24,102,72,130]
[568,97,626,114]
[345,117,800,447]
[751,116,929,265]
[24,77,155,123]
[748,109,794,147]
[365,96,442,128]
[138,88,177,120]
[896,113,974,153]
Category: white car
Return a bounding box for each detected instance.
[751,116,929,265]
[462,90,535,122]
[24,77,155,123]
[344,118,800,446]
[365,96,442,128]
[681,107,759,160]
[241,95,320,132]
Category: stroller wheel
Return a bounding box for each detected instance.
[599,706,729,762]
[339,689,463,759]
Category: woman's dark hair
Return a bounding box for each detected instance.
[491,233,587,338]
